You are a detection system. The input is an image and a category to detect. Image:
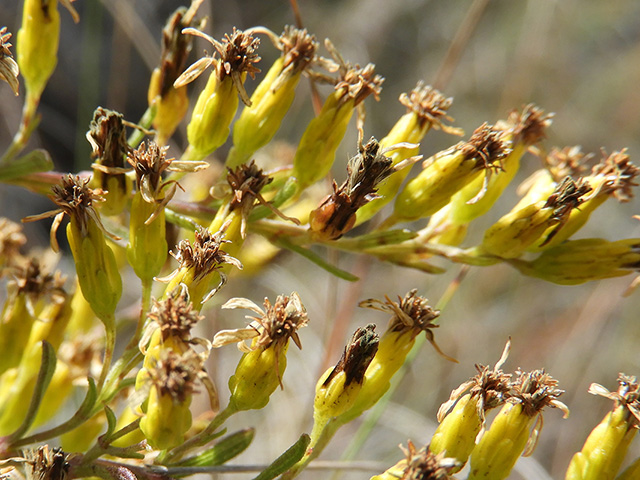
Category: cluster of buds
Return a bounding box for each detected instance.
[2,2,640,480]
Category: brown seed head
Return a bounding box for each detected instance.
[279,26,318,77]
[397,441,457,480]
[86,108,128,169]
[509,369,568,418]
[323,324,379,388]
[309,138,394,240]
[335,62,384,106]
[543,146,590,181]
[0,218,26,268]
[146,349,203,404]
[589,373,640,427]
[505,104,553,146]
[214,28,261,82]
[399,82,461,134]
[148,287,204,344]
[0,26,19,96]
[128,141,173,199]
[459,123,510,170]
[591,149,639,202]
[171,227,242,282]
[248,293,309,351]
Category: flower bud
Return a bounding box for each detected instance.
[390,123,509,225]
[357,82,462,225]
[430,341,512,472]
[449,105,551,225]
[292,49,383,191]
[469,369,568,480]
[87,108,131,217]
[178,28,260,160]
[309,137,395,241]
[215,293,308,411]
[311,324,378,444]
[479,177,591,259]
[16,0,78,100]
[148,3,203,145]
[510,238,640,285]
[339,290,454,424]
[228,27,317,167]
[139,349,203,450]
[565,374,640,480]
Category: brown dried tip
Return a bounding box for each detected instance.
[10,259,66,302]
[323,324,379,388]
[505,104,554,146]
[589,373,640,426]
[86,108,128,168]
[0,218,26,266]
[399,82,462,135]
[397,441,457,480]
[510,368,568,418]
[591,149,639,202]
[359,288,457,363]
[459,123,510,170]
[437,340,512,422]
[0,27,19,95]
[157,4,203,97]
[22,175,115,252]
[279,26,318,78]
[170,227,242,283]
[543,146,590,181]
[220,292,309,352]
[540,176,592,246]
[336,62,384,106]
[308,138,394,240]
[146,349,203,403]
[148,287,204,344]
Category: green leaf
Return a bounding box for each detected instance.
[251,434,310,480]
[0,149,53,181]
[172,428,255,468]
[278,239,359,281]
[103,406,118,440]
[8,341,57,441]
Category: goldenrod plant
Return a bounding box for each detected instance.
[0,1,640,479]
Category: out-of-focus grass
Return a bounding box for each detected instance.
[1,1,640,479]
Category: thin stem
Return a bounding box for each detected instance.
[96,314,116,395]
[1,92,41,163]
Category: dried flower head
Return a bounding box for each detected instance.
[145,349,204,404]
[144,286,204,346]
[0,218,26,270]
[0,27,19,96]
[0,446,69,480]
[437,340,512,422]
[360,288,457,362]
[163,227,243,301]
[589,373,640,427]
[540,176,592,246]
[156,1,204,98]
[277,26,317,78]
[510,368,568,418]
[309,137,395,240]
[399,81,462,135]
[396,441,457,480]
[9,259,66,310]
[544,146,590,181]
[86,107,128,170]
[503,104,554,146]
[175,27,261,105]
[322,324,379,389]
[21,175,117,252]
[214,292,309,354]
[590,149,639,202]
[459,123,511,170]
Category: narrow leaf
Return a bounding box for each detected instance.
[8,341,57,441]
[251,434,310,480]
[173,429,255,468]
[278,239,358,282]
[0,149,53,181]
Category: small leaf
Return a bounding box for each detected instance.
[251,434,310,480]
[8,341,57,441]
[0,149,53,181]
[172,429,255,468]
[103,406,118,441]
[278,239,359,282]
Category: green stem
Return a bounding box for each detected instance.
[96,314,116,395]
[93,345,144,416]
[1,92,41,164]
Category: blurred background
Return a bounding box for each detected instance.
[2,0,640,478]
